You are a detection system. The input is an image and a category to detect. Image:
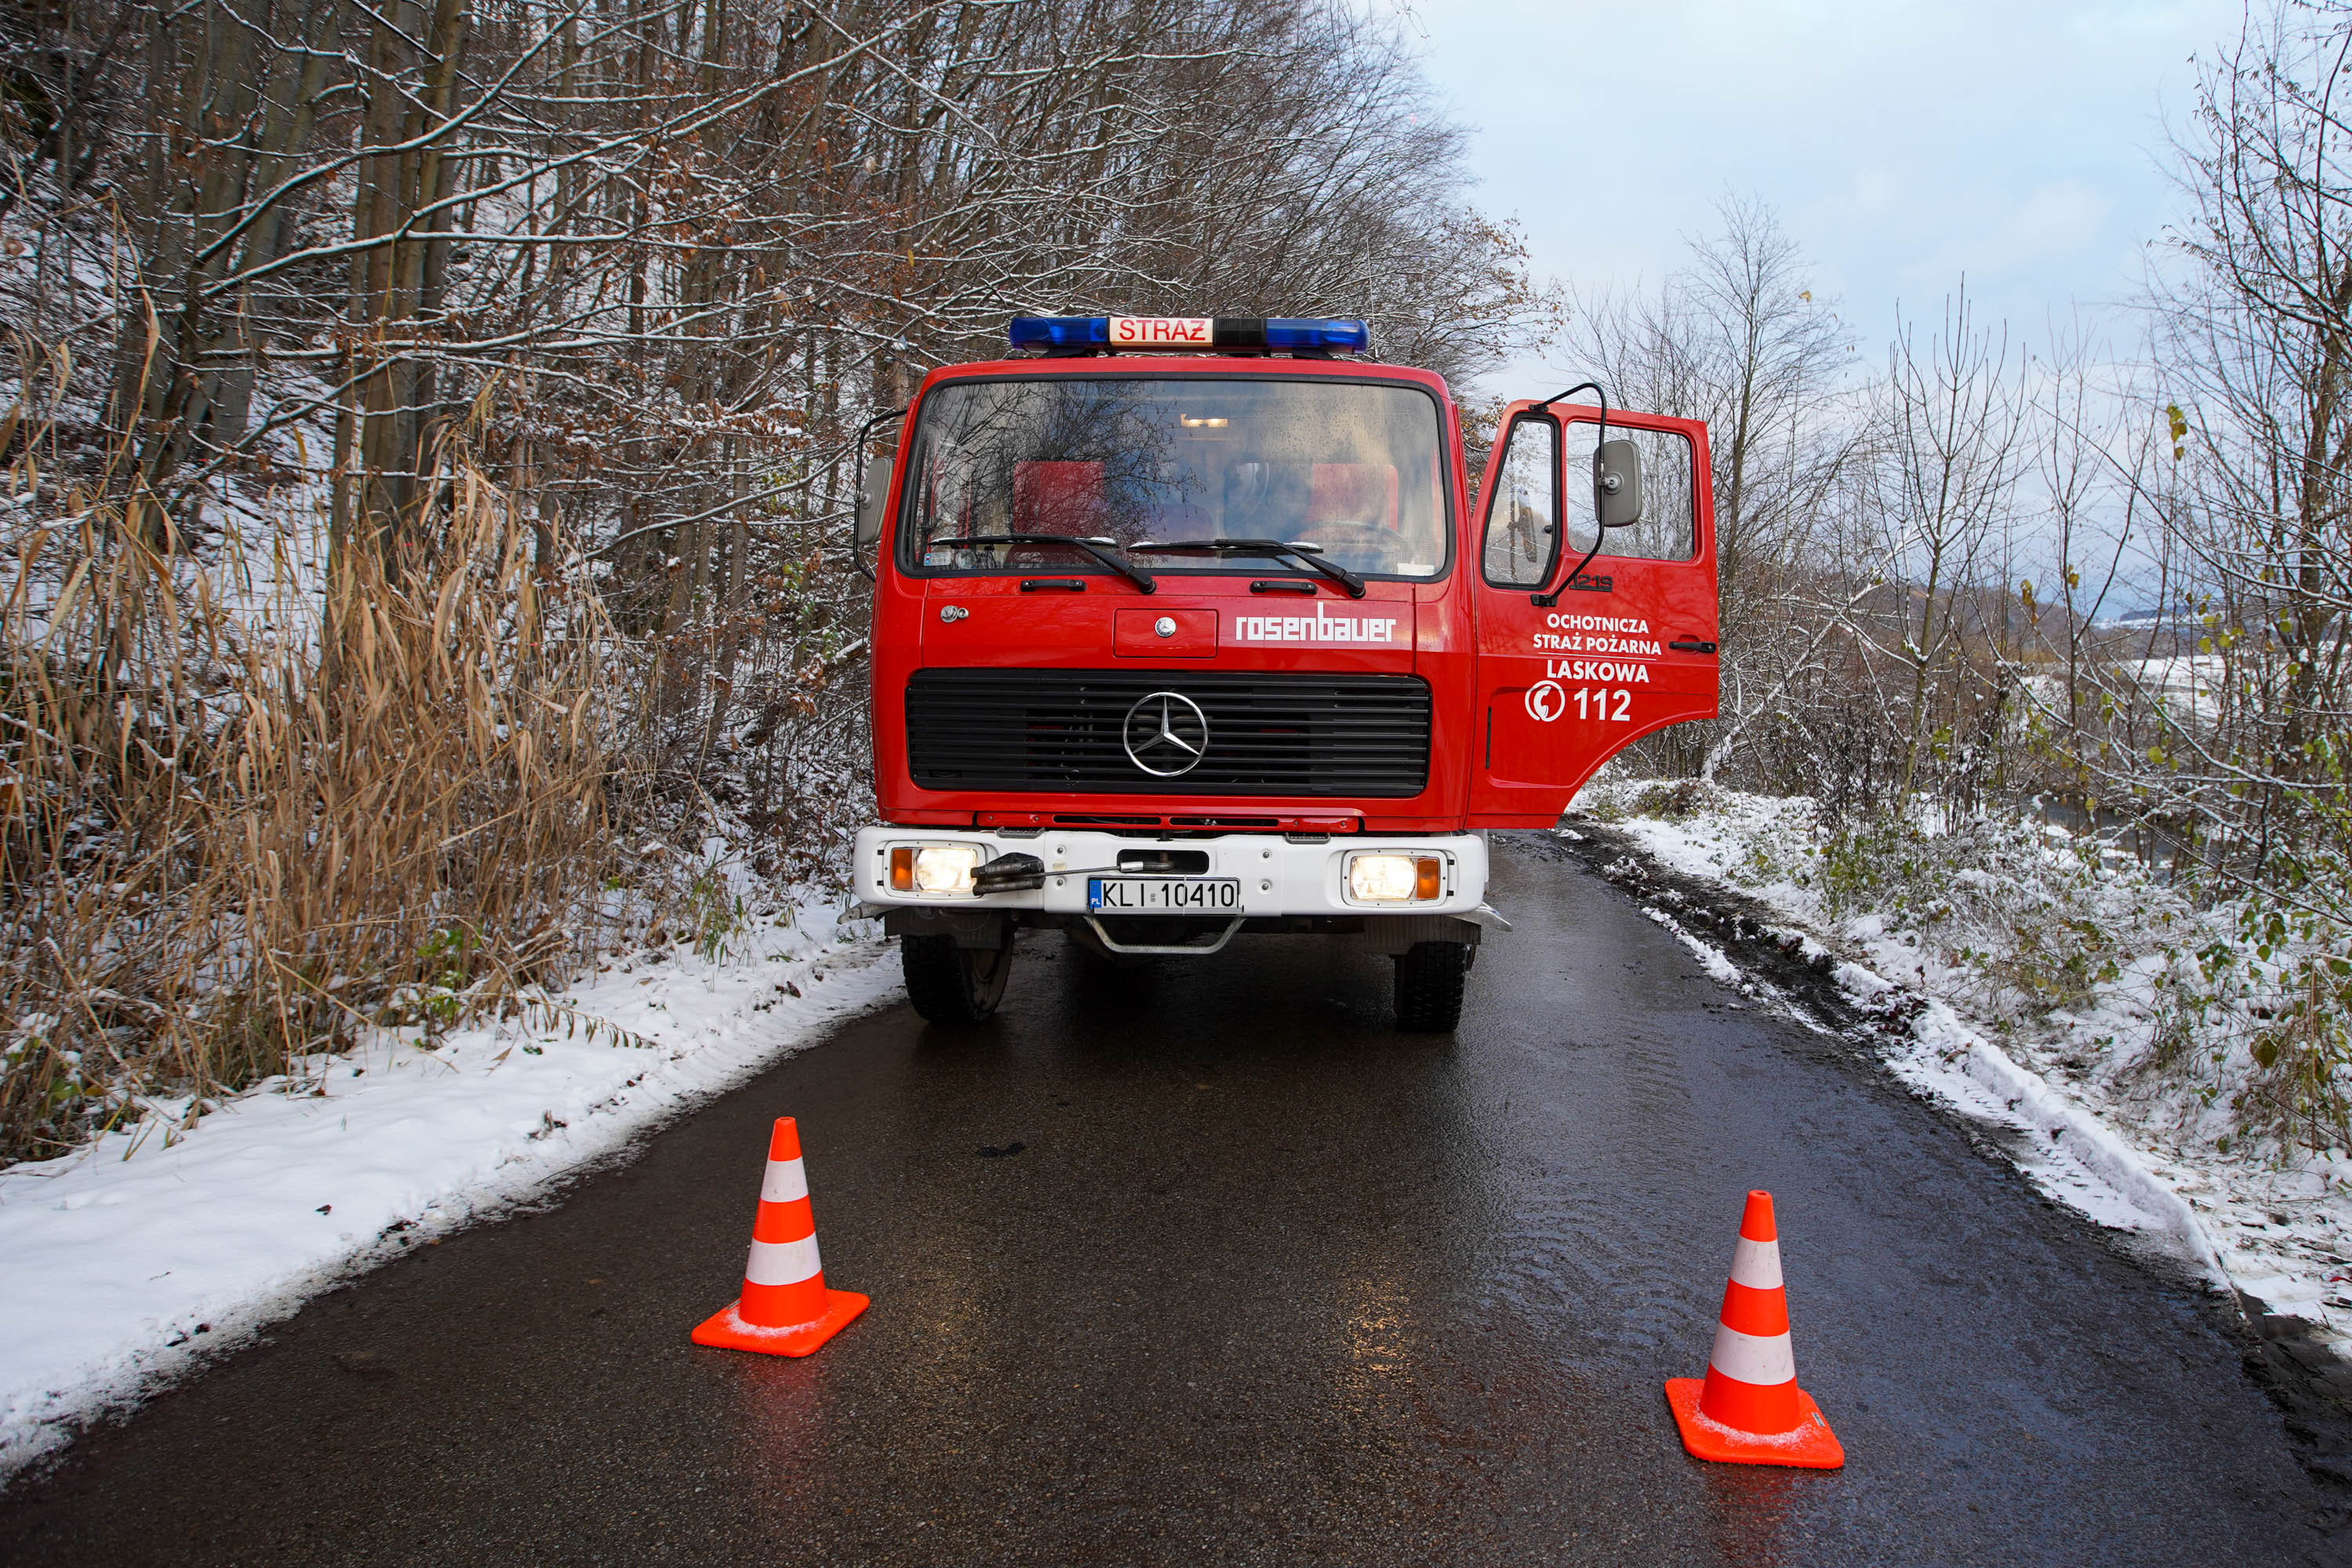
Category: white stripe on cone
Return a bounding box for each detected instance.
[760,1156,810,1204]
[745,1233,822,1287]
[1708,1322,1797,1387]
[1728,1236,1783,1290]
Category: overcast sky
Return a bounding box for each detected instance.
[1397,0,2247,395]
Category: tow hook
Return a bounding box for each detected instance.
[973,853,1047,894]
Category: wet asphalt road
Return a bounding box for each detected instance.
[2,837,2343,1565]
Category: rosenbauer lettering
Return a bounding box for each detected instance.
[1232,609,1401,644]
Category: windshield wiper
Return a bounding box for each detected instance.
[938,534,1156,594]
[1131,539,1366,599]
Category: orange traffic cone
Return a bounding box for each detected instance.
[691,1117,868,1356]
[1664,1190,1844,1468]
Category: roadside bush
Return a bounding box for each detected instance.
[1628,779,1722,822]
[1604,777,2352,1156]
[1,402,658,1161]
[2227,909,2352,1154]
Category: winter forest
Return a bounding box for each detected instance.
[2,0,2349,1175]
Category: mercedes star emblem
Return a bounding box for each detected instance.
[1122,691,1210,777]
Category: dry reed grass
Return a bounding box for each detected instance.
[2,339,643,1163]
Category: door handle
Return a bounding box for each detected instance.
[1668,639,1718,654]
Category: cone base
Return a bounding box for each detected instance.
[691,1290,868,1358]
[1665,1377,1845,1469]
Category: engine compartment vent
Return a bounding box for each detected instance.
[906,669,1431,798]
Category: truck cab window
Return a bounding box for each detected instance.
[1561,422,1696,563]
[1480,416,1558,588]
[900,378,1450,580]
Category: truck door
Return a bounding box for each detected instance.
[1465,404,1719,827]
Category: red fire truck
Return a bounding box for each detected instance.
[849,316,1718,1030]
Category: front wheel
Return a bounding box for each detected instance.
[1393,940,1469,1033]
[902,932,1014,1025]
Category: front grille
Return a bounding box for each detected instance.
[906,669,1431,797]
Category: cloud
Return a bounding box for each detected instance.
[1973,180,2114,274]
[1847,169,1902,216]
[1399,0,2234,388]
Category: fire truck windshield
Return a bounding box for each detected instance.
[898,377,1449,581]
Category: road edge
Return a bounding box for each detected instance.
[1524,822,2352,1503]
[0,935,906,1494]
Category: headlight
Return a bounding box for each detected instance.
[1346,851,1444,903]
[889,844,980,896]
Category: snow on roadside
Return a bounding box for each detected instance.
[1642,908,1746,989]
[0,898,898,1484]
[1573,781,2352,1349]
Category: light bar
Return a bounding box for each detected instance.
[1007,316,1370,356]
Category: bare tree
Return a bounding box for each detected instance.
[1564,195,1857,781]
[0,0,1552,821]
[2125,0,2352,907]
[1863,286,2024,803]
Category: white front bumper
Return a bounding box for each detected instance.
[851,827,1491,920]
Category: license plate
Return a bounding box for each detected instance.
[1087,877,1241,913]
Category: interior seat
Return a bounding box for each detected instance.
[1305,463,1399,532]
[1012,461,1106,537]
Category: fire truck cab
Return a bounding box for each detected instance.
[850,316,1719,1030]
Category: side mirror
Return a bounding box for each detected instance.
[1593,438,1642,530]
[855,456,894,548]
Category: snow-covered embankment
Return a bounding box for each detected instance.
[1575,782,2352,1359]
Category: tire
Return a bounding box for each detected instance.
[902,932,1014,1025]
[1393,940,1469,1033]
